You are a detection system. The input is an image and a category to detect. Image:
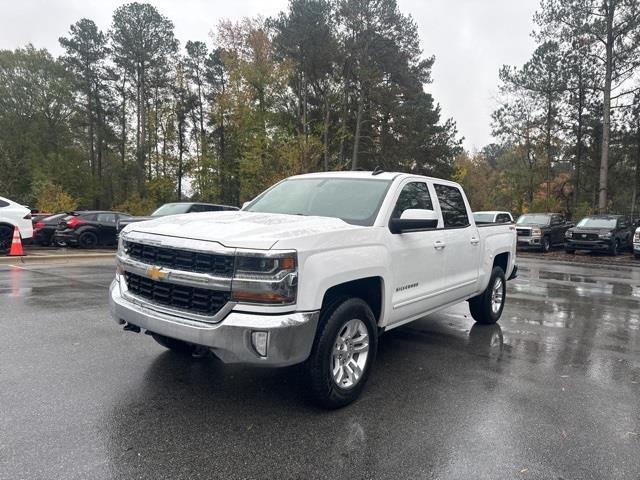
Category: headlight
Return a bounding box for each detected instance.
[232,251,297,305]
[565,230,573,239]
[599,232,612,239]
[531,228,542,237]
[634,232,640,243]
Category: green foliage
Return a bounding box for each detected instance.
[34,183,77,213]
[113,193,156,216]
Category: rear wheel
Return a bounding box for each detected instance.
[152,334,197,355]
[307,297,377,409]
[78,231,98,249]
[0,225,13,254]
[469,266,506,325]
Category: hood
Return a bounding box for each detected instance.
[124,211,361,250]
[570,227,612,235]
[515,223,548,229]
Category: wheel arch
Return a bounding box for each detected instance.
[321,276,385,327]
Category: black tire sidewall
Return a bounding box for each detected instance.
[542,237,550,252]
[308,297,377,409]
[79,231,98,249]
[469,266,506,324]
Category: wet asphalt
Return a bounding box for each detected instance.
[1,258,639,480]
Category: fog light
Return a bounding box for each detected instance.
[251,331,268,357]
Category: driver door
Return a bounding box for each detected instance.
[387,180,446,325]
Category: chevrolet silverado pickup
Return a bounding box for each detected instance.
[110,171,517,408]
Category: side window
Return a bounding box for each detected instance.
[497,214,510,223]
[0,199,9,208]
[433,184,470,228]
[96,213,116,223]
[188,204,204,213]
[391,182,433,219]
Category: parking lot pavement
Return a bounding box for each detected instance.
[1,259,639,480]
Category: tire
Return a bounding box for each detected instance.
[635,254,640,259]
[610,239,619,256]
[469,266,506,325]
[152,334,197,355]
[566,249,575,254]
[541,236,550,253]
[78,231,98,249]
[0,225,13,255]
[307,297,378,409]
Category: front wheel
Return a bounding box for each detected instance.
[0,225,13,255]
[469,266,506,325]
[541,236,550,253]
[610,239,619,256]
[307,297,377,409]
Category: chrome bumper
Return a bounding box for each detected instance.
[109,279,319,367]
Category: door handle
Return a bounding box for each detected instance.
[470,237,480,245]
[434,240,446,250]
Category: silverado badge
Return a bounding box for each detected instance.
[146,266,168,281]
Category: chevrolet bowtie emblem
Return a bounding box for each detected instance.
[147,266,168,281]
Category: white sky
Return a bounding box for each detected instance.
[0,0,539,150]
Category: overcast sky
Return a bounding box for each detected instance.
[0,0,538,150]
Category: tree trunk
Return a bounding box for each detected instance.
[598,1,614,213]
[352,87,364,170]
[323,93,330,172]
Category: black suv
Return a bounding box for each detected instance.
[116,202,238,232]
[565,215,634,255]
[515,213,573,252]
[54,211,132,248]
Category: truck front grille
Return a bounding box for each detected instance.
[516,228,531,237]
[124,272,230,316]
[575,233,599,241]
[124,241,234,277]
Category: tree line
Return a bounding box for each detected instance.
[457,0,640,219]
[0,0,462,214]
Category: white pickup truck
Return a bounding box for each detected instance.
[110,171,517,407]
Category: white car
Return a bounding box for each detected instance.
[110,171,517,407]
[634,226,640,259]
[0,195,33,253]
[473,211,514,224]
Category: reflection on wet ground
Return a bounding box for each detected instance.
[1,259,639,479]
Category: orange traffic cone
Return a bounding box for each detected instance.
[8,226,25,256]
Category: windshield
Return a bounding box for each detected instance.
[577,217,617,229]
[473,213,495,223]
[245,178,391,226]
[151,203,191,217]
[517,214,550,226]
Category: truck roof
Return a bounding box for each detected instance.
[289,170,460,185]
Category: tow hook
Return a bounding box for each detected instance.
[123,322,141,333]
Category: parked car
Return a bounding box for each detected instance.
[54,211,132,249]
[565,215,634,255]
[515,213,572,253]
[110,171,517,408]
[0,195,33,253]
[30,212,53,226]
[33,213,67,246]
[473,211,514,224]
[634,226,640,259]
[116,202,239,232]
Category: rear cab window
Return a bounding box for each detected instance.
[433,184,470,228]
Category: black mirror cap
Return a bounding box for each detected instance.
[389,218,438,234]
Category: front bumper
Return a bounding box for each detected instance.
[633,243,639,254]
[566,239,611,251]
[109,278,319,367]
[517,236,542,248]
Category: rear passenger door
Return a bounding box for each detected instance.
[433,183,480,301]
[96,213,117,245]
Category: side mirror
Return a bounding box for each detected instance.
[390,209,438,234]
